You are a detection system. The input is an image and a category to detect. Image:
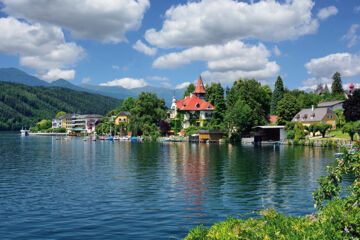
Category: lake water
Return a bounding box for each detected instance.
[0,132,339,239]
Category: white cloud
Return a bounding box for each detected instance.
[100,78,148,89]
[147,76,169,81]
[303,53,360,89]
[175,82,191,89]
[82,77,91,84]
[133,40,157,56]
[273,45,281,56]
[354,6,360,12]
[153,40,279,83]
[317,6,338,20]
[2,0,150,43]
[202,62,280,84]
[145,0,318,48]
[0,17,84,73]
[112,65,120,70]
[38,68,75,82]
[342,24,359,48]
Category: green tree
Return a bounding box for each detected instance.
[270,76,284,115]
[225,99,257,136]
[206,83,226,127]
[317,123,332,138]
[55,111,66,118]
[276,94,300,125]
[342,121,359,141]
[120,96,135,111]
[183,83,195,98]
[130,92,166,136]
[308,123,318,137]
[331,72,344,96]
[343,89,360,121]
[226,79,270,125]
[333,109,346,129]
[294,122,305,140]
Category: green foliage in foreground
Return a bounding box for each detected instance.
[0,81,122,130]
[185,148,360,239]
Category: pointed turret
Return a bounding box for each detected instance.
[192,76,206,99]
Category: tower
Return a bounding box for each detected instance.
[192,76,206,100]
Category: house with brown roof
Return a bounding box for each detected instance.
[170,76,214,128]
[291,106,338,128]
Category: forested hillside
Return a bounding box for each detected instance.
[0,81,122,130]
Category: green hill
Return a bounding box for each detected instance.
[0,81,122,130]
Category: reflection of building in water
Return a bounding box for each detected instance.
[168,143,210,219]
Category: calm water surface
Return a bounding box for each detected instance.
[0,132,338,239]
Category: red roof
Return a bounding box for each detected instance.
[176,95,214,111]
[192,76,206,94]
[268,115,278,123]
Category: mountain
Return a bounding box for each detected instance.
[0,67,186,106]
[0,81,122,130]
[0,67,50,86]
[80,84,186,106]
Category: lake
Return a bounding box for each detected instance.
[0,132,338,239]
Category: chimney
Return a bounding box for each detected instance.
[312,105,314,112]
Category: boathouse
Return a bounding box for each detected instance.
[251,126,286,143]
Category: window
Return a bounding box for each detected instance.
[196,103,200,108]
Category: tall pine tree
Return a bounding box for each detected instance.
[270,76,284,115]
[331,72,344,96]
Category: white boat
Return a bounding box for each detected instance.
[20,128,29,136]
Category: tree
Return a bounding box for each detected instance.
[206,83,226,127]
[129,92,166,136]
[159,120,170,136]
[226,79,270,125]
[317,123,332,138]
[270,76,284,115]
[276,94,300,125]
[55,111,66,118]
[183,83,195,98]
[343,89,360,122]
[294,122,305,140]
[333,109,346,129]
[225,99,257,136]
[342,121,359,141]
[331,72,344,96]
[120,96,135,111]
[308,123,318,137]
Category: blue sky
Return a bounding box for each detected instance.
[0,0,359,91]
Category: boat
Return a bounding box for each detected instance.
[131,137,138,142]
[20,127,29,136]
[107,136,113,141]
[334,152,344,158]
[113,136,120,141]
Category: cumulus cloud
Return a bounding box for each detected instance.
[38,68,75,82]
[202,62,280,84]
[354,6,360,13]
[147,76,169,81]
[175,82,191,89]
[303,53,360,89]
[317,6,338,20]
[342,24,359,48]
[153,40,279,83]
[2,0,150,43]
[145,0,318,48]
[100,78,148,89]
[133,40,157,56]
[0,17,84,73]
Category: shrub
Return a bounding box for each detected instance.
[293,139,299,145]
[294,122,305,140]
[286,130,295,139]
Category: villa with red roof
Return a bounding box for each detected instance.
[170,76,214,129]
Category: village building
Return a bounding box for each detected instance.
[291,105,338,128]
[170,76,214,129]
[52,114,102,133]
[317,100,344,111]
[114,111,130,125]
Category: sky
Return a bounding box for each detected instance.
[0,0,359,91]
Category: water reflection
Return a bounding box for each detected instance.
[0,133,341,239]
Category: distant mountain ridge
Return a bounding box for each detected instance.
[0,67,186,106]
[0,81,123,130]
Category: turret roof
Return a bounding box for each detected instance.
[192,76,206,94]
